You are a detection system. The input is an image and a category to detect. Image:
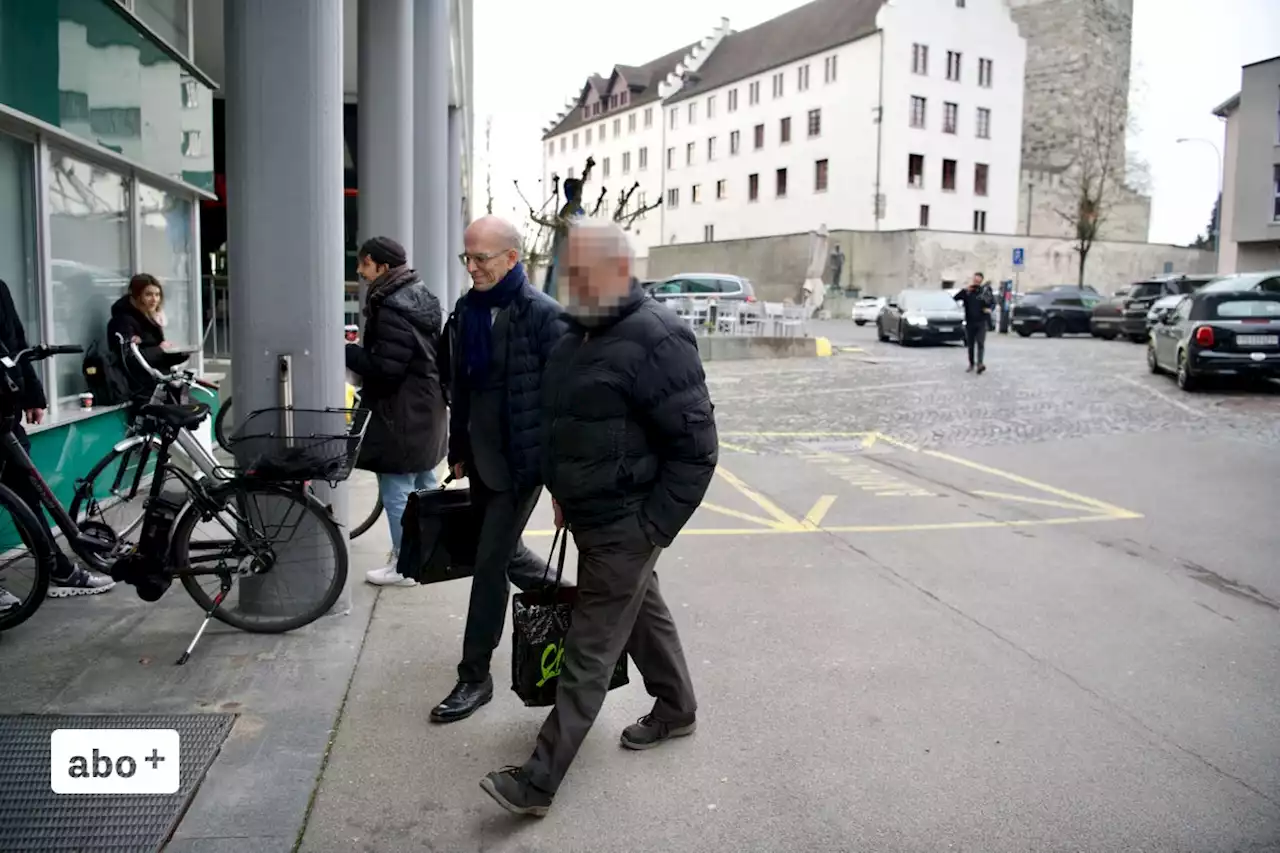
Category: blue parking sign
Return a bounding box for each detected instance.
[1012,247,1025,268]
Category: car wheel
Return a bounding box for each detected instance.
[897,320,910,346]
[1099,332,1117,341]
[1045,317,1066,338]
[1147,342,1165,375]
[877,321,889,342]
[1016,328,1032,338]
[854,320,866,326]
[1176,350,1197,391]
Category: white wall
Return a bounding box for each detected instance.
[1218,107,1240,274]
[877,0,1025,234]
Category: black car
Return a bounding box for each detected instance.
[1093,274,1216,343]
[1011,287,1101,337]
[877,289,967,345]
[1147,290,1280,391]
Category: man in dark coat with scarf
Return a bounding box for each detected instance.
[429,215,568,724]
[346,237,448,585]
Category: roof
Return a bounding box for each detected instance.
[542,43,696,141]
[1213,93,1240,117]
[1242,54,1280,70]
[663,0,883,106]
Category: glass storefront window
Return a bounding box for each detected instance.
[47,151,131,398]
[0,133,40,349]
[138,182,194,348]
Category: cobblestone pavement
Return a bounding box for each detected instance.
[706,319,1280,449]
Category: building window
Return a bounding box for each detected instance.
[814,159,829,192]
[1274,165,1280,220]
[692,184,702,204]
[0,135,40,357]
[629,113,637,132]
[560,138,566,152]
[598,124,606,141]
[707,136,717,160]
[686,142,695,165]
[912,44,928,75]
[593,102,600,116]
[798,64,810,91]
[688,102,697,124]
[707,95,717,119]
[944,103,958,134]
[637,191,647,209]
[910,96,927,128]
[667,147,675,169]
[670,108,678,129]
[586,128,593,144]
[639,147,649,170]
[807,109,822,138]
[956,0,965,7]
[667,188,679,208]
[776,168,788,198]
[974,162,988,196]
[780,117,792,144]
[772,73,784,98]
[645,107,653,127]
[748,173,761,201]
[947,51,961,82]
[181,77,200,108]
[942,159,957,191]
[730,130,741,155]
[977,107,991,139]
[704,224,715,242]
[602,157,611,178]
[978,58,993,88]
[919,204,930,227]
[754,124,765,149]
[573,132,579,149]
[749,81,760,105]
[716,179,728,199]
[583,108,590,121]
[613,118,621,135]
[824,54,838,83]
[610,94,618,109]
[728,89,739,112]
[620,91,629,105]
[548,142,554,158]
[908,153,924,187]
[622,151,632,173]
[973,210,987,232]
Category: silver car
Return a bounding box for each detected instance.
[645,273,757,303]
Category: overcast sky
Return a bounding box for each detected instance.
[472,0,1280,248]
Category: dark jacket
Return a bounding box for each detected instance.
[541,282,718,546]
[444,273,567,492]
[105,295,186,388]
[0,278,46,422]
[953,286,994,326]
[346,267,447,474]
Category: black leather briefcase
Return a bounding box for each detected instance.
[395,485,483,584]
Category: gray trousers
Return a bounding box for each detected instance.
[522,514,697,794]
[457,479,551,683]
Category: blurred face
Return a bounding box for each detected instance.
[563,230,631,321]
[136,284,162,313]
[357,255,389,284]
[970,275,983,289]
[461,225,518,291]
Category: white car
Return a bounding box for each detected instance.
[851,296,887,326]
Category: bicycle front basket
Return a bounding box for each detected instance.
[227,407,371,483]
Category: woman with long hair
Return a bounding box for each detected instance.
[107,273,188,381]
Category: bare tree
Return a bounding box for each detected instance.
[484,115,494,215]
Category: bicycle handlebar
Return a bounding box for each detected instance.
[114,333,220,395]
[0,344,83,370]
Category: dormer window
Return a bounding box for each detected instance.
[620,91,629,105]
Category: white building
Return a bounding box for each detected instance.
[539,0,1025,268]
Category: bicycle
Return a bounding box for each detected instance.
[0,343,366,666]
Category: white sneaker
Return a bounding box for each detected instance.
[364,554,417,587]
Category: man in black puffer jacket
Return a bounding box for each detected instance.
[429,215,569,724]
[346,237,448,584]
[480,220,717,818]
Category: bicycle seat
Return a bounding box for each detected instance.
[141,402,210,430]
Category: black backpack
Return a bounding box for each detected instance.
[82,339,133,406]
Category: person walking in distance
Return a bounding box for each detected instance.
[954,272,995,374]
[480,220,717,817]
[346,237,448,585]
[429,215,568,723]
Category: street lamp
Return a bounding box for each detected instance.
[1177,136,1223,273]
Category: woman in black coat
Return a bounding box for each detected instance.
[106,273,188,386]
[345,237,448,582]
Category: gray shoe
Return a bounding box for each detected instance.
[620,713,697,751]
[0,585,21,611]
[48,564,115,598]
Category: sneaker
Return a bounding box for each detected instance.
[364,553,417,587]
[48,564,115,598]
[977,364,987,374]
[479,766,553,817]
[620,713,697,751]
[0,585,21,612]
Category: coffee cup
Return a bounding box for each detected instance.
[79,392,93,409]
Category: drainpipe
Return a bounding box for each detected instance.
[873,28,885,231]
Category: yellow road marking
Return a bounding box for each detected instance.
[718,441,758,454]
[714,465,805,530]
[971,490,1097,512]
[801,495,837,529]
[860,433,879,449]
[699,502,783,529]
[921,450,1140,518]
[522,513,1138,537]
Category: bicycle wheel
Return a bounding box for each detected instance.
[213,395,234,453]
[0,481,56,632]
[69,435,162,543]
[173,478,347,633]
[348,477,383,540]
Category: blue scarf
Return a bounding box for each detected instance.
[462,262,527,385]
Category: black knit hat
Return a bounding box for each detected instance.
[359,236,407,268]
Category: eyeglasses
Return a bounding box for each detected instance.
[458,250,507,267]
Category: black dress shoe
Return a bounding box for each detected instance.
[430,676,494,723]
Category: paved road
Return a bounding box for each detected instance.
[300,323,1280,853]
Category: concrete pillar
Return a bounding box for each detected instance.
[357,0,414,257]
[224,0,348,614]
[413,0,450,310]
[447,105,464,307]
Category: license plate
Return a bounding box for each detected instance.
[1237,334,1278,347]
[937,326,955,333]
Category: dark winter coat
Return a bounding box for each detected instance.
[346,267,447,474]
[443,272,566,491]
[953,286,994,326]
[106,296,186,389]
[0,279,46,448]
[540,281,718,546]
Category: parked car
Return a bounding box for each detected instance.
[1089,286,1131,339]
[1011,286,1101,337]
[877,289,966,345]
[1145,294,1185,336]
[645,273,757,302]
[1147,289,1280,390]
[1197,269,1280,295]
[851,296,886,325]
[1095,274,1217,343]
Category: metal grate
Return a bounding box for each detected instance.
[0,713,235,852]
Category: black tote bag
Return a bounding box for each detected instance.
[510,529,630,707]
[395,478,484,584]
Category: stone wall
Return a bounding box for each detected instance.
[648,229,1213,301]
[1016,166,1151,243]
